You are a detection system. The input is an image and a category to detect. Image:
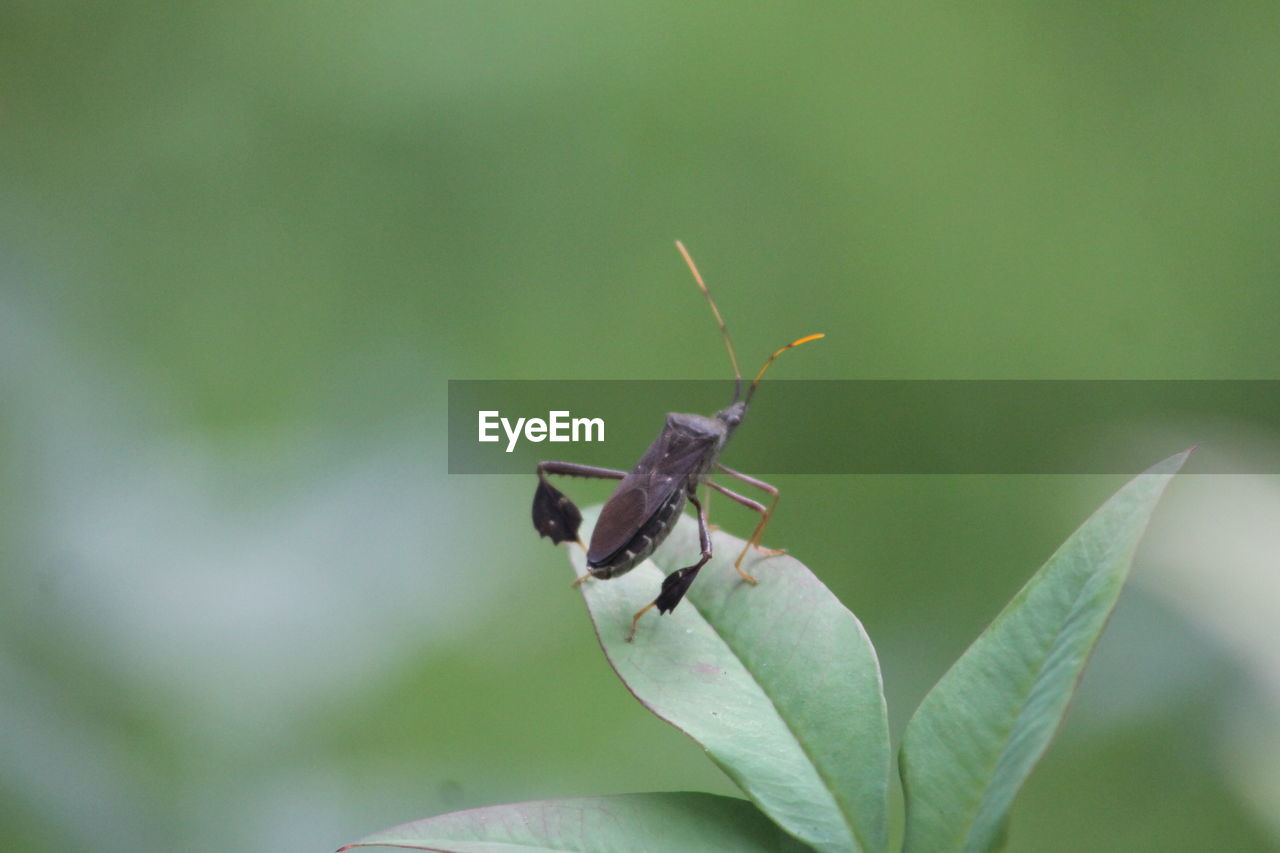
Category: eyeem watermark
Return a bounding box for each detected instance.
[478,410,605,453]
[451,380,1280,473]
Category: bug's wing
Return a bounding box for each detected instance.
[586,485,651,565]
[587,427,716,565]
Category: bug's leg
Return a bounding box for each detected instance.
[701,480,721,532]
[627,492,712,642]
[711,464,785,579]
[533,461,626,549]
[703,480,767,583]
[537,461,628,479]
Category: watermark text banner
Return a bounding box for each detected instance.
[448,380,1280,474]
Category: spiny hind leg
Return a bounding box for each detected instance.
[533,461,626,548]
[627,492,712,642]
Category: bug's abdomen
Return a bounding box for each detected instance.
[586,490,687,579]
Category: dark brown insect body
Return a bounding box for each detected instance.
[532,242,821,640]
[587,406,740,577]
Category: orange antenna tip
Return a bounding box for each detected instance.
[746,331,824,401]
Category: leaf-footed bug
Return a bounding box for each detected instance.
[532,242,823,641]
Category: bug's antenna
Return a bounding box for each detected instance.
[745,333,824,404]
[675,240,743,401]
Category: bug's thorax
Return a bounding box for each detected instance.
[665,398,746,478]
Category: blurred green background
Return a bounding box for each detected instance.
[3,4,1279,851]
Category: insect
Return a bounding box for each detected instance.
[532,241,823,641]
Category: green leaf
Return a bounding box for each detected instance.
[569,507,890,853]
[339,791,812,852]
[898,449,1191,853]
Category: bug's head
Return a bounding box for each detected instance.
[715,400,747,433]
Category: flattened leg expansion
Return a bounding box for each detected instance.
[532,461,626,549]
[627,491,713,642]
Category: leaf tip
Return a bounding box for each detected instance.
[1146,446,1195,476]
